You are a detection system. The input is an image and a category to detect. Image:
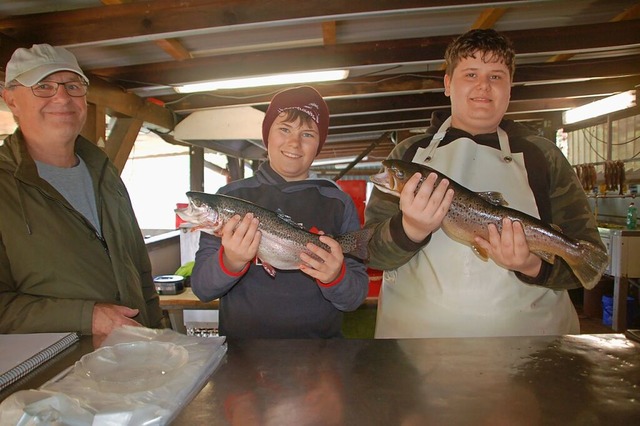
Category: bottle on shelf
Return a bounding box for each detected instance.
[626,202,637,230]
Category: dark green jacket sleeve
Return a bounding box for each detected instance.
[364,135,431,270]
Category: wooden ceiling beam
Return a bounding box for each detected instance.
[547,2,640,63]
[154,38,192,61]
[104,117,143,173]
[471,7,507,29]
[157,53,640,111]
[164,71,637,143]
[86,76,176,132]
[325,74,638,132]
[327,89,627,135]
[0,0,522,46]
[84,20,640,88]
[322,21,337,46]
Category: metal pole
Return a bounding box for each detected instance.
[332,132,391,181]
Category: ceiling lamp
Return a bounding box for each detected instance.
[312,156,359,167]
[562,90,636,125]
[174,70,349,93]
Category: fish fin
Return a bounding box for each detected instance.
[561,240,609,290]
[191,225,216,235]
[261,262,277,278]
[471,244,489,261]
[533,250,556,265]
[476,191,509,207]
[550,223,563,233]
[276,210,305,229]
[339,228,374,260]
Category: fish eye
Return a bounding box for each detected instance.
[395,170,405,179]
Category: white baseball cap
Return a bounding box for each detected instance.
[4,43,88,86]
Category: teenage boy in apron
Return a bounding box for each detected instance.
[365,29,605,338]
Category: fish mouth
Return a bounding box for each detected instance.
[175,200,222,235]
[174,202,200,222]
[370,169,401,196]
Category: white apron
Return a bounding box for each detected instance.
[375,117,579,338]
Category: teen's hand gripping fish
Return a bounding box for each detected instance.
[371,159,608,290]
[176,192,371,278]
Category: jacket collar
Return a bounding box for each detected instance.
[1,128,108,182]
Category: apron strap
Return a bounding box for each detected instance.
[413,117,451,164]
[497,126,513,163]
[414,117,514,164]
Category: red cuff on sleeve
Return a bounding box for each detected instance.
[317,262,346,288]
[219,246,250,277]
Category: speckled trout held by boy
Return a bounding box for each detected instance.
[370,159,608,290]
[176,192,372,277]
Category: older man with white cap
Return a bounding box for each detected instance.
[0,44,165,344]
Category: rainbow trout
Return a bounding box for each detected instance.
[176,192,372,277]
[370,159,608,289]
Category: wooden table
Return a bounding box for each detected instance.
[159,287,218,333]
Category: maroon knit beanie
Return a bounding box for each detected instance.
[261,86,330,155]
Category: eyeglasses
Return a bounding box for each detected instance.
[7,80,89,98]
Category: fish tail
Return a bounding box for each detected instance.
[564,240,609,290]
[339,228,374,260]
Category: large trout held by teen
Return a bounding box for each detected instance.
[370,159,608,289]
[176,192,372,277]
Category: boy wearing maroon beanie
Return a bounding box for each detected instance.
[191,86,368,338]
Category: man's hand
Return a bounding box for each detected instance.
[400,172,454,242]
[221,213,261,273]
[92,303,141,346]
[300,235,344,284]
[474,218,542,278]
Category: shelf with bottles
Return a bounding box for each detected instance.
[586,183,639,199]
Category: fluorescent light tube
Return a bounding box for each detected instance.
[563,90,636,125]
[312,156,359,166]
[175,70,349,93]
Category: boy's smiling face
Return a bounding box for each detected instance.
[267,112,320,182]
[444,52,512,135]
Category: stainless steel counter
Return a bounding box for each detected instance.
[2,334,639,425]
[174,334,640,425]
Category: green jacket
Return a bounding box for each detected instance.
[0,129,164,334]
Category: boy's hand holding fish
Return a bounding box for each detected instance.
[399,169,547,279]
[475,218,543,278]
[399,171,454,243]
[300,235,345,284]
[179,192,371,279]
[219,212,262,273]
[222,210,345,283]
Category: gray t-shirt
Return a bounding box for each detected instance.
[35,156,101,235]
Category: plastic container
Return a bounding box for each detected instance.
[154,275,185,295]
[602,295,636,327]
[626,202,637,230]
